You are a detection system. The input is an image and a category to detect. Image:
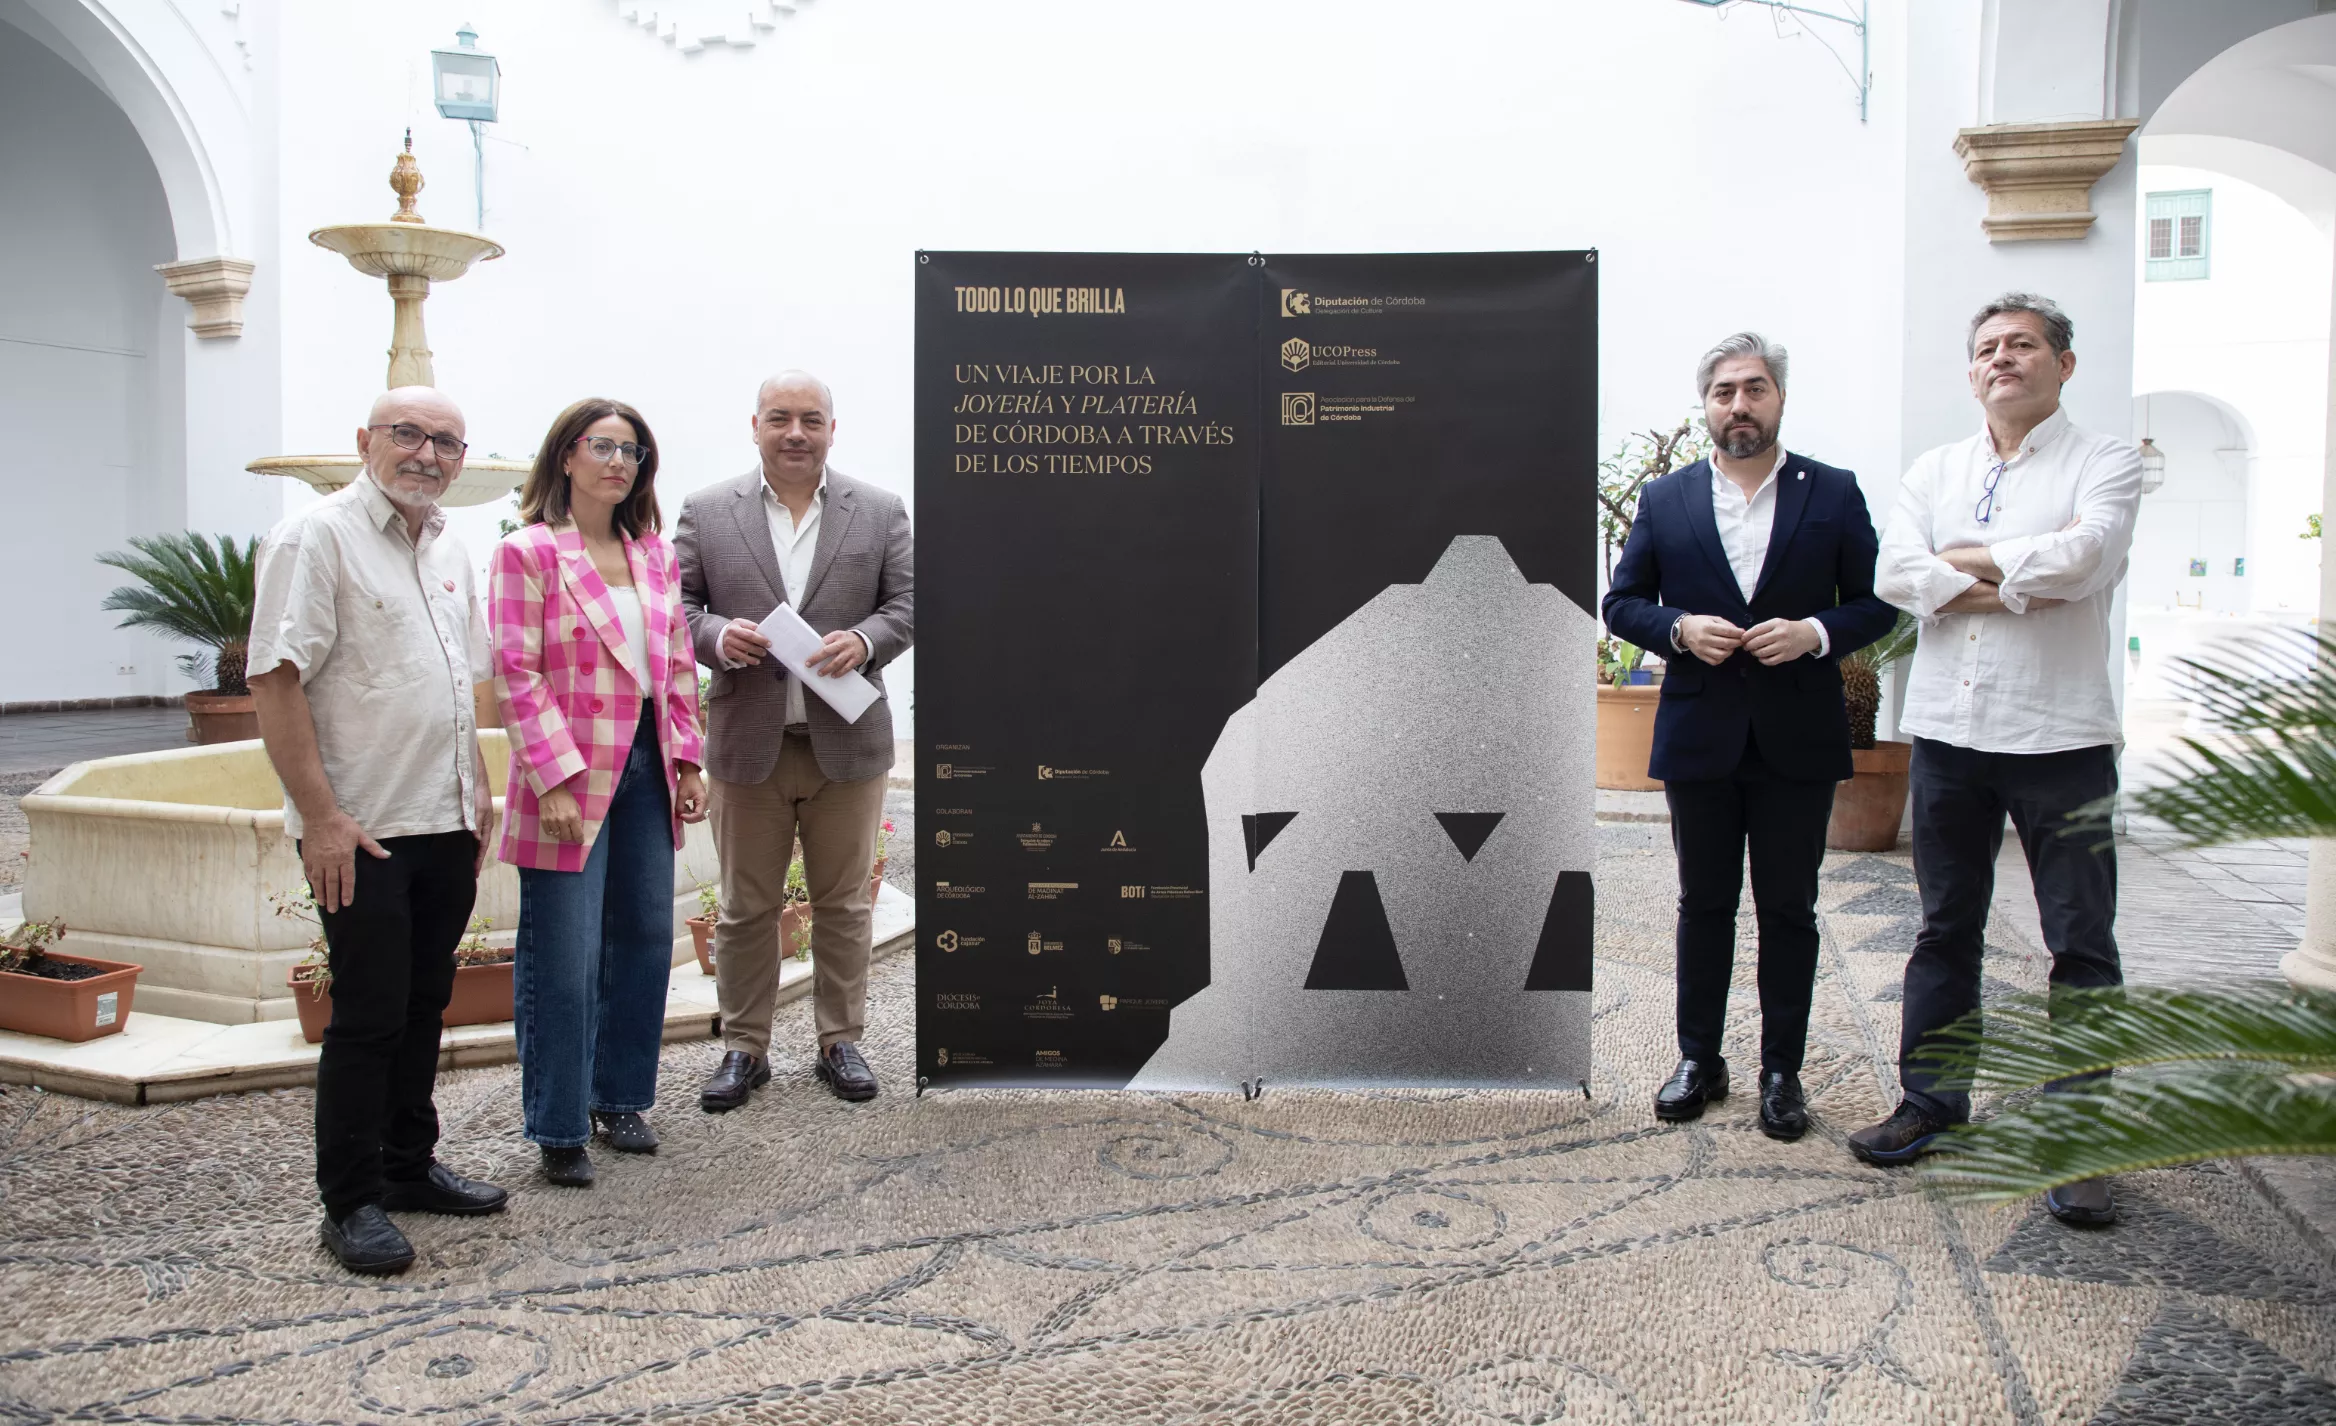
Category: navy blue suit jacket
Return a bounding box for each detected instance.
[1601,453,1896,783]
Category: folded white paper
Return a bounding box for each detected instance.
[756,603,881,724]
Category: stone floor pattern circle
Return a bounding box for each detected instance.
[2,825,2332,1423]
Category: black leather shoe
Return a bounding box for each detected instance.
[380,1163,508,1216]
[1846,1100,1956,1166]
[700,1050,770,1113]
[1759,1070,1810,1141]
[815,1040,878,1102]
[2044,1177,2118,1227]
[593,1111,659,1154]
[322,1204,415,1275]
[1654,1057,1728,1122]
[540,1145,594,1188]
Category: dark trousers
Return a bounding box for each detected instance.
[308,829,479,1220]
[1899,737,2121,1122]
[1665,734,1837,1076]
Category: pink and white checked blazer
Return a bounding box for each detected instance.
[491,524,704,872]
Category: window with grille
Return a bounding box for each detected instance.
[2145,190,2211,281]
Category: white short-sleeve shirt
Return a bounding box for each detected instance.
[247,473,491,841]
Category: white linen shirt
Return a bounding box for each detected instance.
[721,473,873,725]
[1670,448,1828,657]
[1876,406,2143,753]
[247,473,491,840]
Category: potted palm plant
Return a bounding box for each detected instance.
[0,918,142,1042]
[1919,629,2336,1202]
[1828,612,1920,850]
[97,533,260,745]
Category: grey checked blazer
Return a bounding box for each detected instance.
[675,467,914,785]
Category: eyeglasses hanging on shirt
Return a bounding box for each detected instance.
[1975,459,2010,525]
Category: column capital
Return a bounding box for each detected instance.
[1953,119,2141,243]
[155,256,257,338]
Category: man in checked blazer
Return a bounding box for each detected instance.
[676,371,914,1107]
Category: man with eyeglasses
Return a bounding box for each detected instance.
[1857,294,2143,1227]
[248,386,509,1274]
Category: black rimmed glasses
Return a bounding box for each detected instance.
[1975,459,2009,525]
[368,422,469,461]
[574,435,650,466]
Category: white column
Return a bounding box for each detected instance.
[2285,233,2336,991]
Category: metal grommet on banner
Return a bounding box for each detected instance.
[1585,250,1598,263]
[1247,252,1265,267]
[917,251,929,264]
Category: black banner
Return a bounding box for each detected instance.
[917,252,1598,1091]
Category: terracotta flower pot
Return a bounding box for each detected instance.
[1594,684,1663,791]
[0,954,141,1042]
[781,903,813,961]
[285,958,515,1045]
[868,856,887,907]
[185,690,259,745]
[687,915,716,975]
[1828,740,1913,852]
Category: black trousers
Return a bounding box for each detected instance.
[1665,734,1837,1076]
[1899,737,2121,1123]
[308,830,479,1219]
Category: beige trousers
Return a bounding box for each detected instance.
[710,733,887,1056]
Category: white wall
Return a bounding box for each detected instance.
[0,30,181,703]
[2133,160,2331,619]
[2127,391,2249,612]
[262,0,1917,726]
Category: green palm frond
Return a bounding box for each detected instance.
[1844,610,1919,672]
[2070,628,2336,845]
[1908,983,2336,1093]
[97,532,259,652]
[1921,1069,2336,1202]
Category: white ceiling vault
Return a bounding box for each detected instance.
[612,0,815,54]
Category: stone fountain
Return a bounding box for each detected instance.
[247,134,528,506]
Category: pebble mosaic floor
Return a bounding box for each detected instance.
[2,823,2332,1424]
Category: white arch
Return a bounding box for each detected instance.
[0,0,251,260]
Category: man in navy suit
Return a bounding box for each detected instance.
[1603,333,1897,1138]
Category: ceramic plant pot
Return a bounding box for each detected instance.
[185,691,259,745]
[1594,683,1663,791]
[1828,740,1913,852]
[286,958,516,1045]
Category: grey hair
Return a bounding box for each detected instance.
[1968,293,2073,358]
[755,369,835,417]
[1694,332,1788,399]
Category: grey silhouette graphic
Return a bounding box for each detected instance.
[1130,536,1598,1090]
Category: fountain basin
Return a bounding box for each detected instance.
[246,454,530,509]
[308,222,504,279]
[20,731,718,1025]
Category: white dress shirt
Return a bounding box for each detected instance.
[1876,406,2142,753]
[721,473,874,726]
[1671,448,1829,657]
[248,473,490,840]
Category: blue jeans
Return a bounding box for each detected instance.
[515,709,676,1147]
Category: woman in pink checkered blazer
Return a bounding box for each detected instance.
[492,398,706,1187]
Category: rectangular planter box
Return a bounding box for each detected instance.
[0,954,142,1042]
[288,958,516,1046]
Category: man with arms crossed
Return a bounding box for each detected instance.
[678,371,914,1109]
[1856,294,2142,1228]
[1605,333,1896,1139]
[248,387,509,1275]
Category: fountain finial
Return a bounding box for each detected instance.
[389,129,426,225]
